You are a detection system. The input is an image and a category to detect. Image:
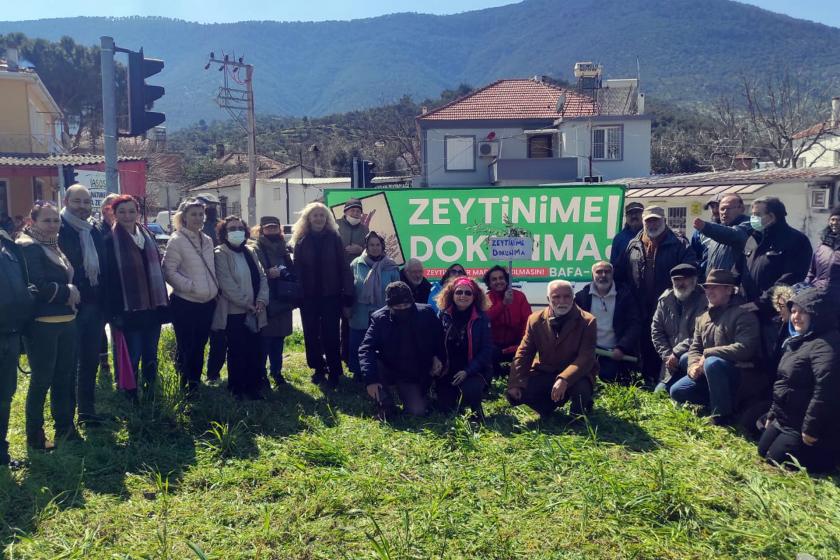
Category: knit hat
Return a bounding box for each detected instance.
[260,216,281,227]
[344,198,363,212]
[385,281,414,306]
[830,205,840,218]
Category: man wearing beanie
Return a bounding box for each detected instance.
[337,198,370,363]
[358,281,445,419]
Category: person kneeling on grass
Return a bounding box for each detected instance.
[759,288,840,474]
[669,269,760,425]
[506,280,598,419]
[359,282,445,419]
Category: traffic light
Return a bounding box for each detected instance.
[361,160,375,187]
[123,48,165,137]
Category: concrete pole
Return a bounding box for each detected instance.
[245,64,257,226]
[100,36,119,194]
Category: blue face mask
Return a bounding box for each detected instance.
[750,215,764,232]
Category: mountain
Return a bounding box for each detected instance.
[2,0,839,129]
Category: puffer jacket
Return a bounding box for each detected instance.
[651,285,708,382]
[767,289,840,441]
[687,294,760,369]
[162,228,219,304]
[615,228,697,316]
[16,231,76,319]
[805,227,840,297]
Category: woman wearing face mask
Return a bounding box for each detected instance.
[252,216,296,388]
[483,265,532,378]
[427,263,467,314]
[211,216,268,399]
[435,277,494,421]
[348,231,400,381]
[162,198,218,395]
[103,195,170,397]
[759,288,840,473]
[17,202,81,449]
[805,206,840,301]
[291,202,354,388]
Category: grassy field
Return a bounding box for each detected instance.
[1,329,839,559]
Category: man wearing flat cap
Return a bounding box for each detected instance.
[358,281,445,419]
[651,263,708,394]
[610,202,644,265]
[337,198,370,362]
[668,269,760,425]
[615,205,697,386]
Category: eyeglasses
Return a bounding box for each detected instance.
[454,290,473,296]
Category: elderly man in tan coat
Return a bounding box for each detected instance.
[507,280,599,418]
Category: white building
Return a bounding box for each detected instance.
[793,97,840,168]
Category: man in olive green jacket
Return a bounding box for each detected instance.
[669,269,760,424]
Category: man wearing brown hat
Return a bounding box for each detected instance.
[615,205,697,386]
[337,198,370,362]
[668,269,760,425]
[359,281,445,419]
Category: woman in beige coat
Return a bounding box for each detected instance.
[162,198,219,394]
[212,216,268,400]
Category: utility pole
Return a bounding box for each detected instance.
[206,53,257,225]
[100,36,119,193]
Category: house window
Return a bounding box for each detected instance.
[444,136,475,171]
[528,134,553,158]
[592,126,623,160]
[834,150,840,166]
[667,206,687,235]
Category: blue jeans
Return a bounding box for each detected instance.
[124,324,162,390]
[347,327,367,377]
[654,353,689,394]
[262,335,286,378]
[669,356,740,416]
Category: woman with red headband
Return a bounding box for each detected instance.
[434,276,494,421]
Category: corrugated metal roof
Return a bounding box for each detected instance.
[616,166,840,188]
[0,153,145,167]
[627,183,769,199]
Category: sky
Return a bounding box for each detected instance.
[2,0,839,28]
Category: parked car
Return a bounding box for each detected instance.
[146,222,171,254]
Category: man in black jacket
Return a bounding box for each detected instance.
[399,258,432,305]
[59,184,107,425]
[0,229,34,468]
[615,206,697,385]
[574,261,642,384]
[743,197,813,318]
[359,282,445,419]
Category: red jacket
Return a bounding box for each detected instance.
[486,289,532,353]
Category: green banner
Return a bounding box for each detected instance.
[325,184,625,282]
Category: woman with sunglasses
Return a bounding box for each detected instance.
[17,202,81,449]
[435,276,494,421]
[211,216,269,400]
[103,195,170,398]
[427,263,467,314]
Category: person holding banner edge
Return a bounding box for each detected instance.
[484,265,531,379]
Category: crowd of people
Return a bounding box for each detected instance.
[0,189,838,475]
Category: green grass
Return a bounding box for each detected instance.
[1,329,839,559]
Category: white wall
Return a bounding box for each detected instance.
[561,118,651,180]
[796,134,840,168]
[423,126,525,186]
[248,178,353,224]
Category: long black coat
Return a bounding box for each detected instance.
[768,289,840,441]
[574,282,642,355]
[292,229,354,307]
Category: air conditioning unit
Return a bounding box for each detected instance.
[478,141,499,158]
[583,175,603,183]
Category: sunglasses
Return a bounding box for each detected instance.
[454,289,473,296]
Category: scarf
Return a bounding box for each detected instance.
[112,224,168,312]
[226,241,260,304]
[60,208,100,286]
[359,251,398,308]
[257,234,290,268]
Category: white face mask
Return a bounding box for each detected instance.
[345,216,361,226]
[227,231,246,246]
[750,215,764,232]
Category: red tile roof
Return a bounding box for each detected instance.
[793,121,840,140]
[417,79,598,122]
[0,153,145,167]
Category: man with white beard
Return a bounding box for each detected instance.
[651,264,708,394]
[615,206,697,386]
[506,280,598,418]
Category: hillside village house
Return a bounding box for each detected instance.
[0,48,145,221]
[793,97,840,168]
[415,65,651,187]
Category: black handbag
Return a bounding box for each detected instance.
[268,267,302,315]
